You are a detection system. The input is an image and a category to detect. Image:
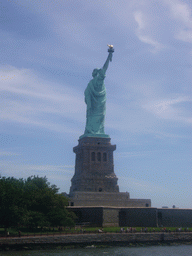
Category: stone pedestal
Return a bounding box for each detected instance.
[69,191,130,207]
[70,137,119,194]
[69,136,151,208]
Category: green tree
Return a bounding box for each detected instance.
[0,177,26,230]
[0,175,75,230]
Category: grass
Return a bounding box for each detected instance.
[1,226,192,237]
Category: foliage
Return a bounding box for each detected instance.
[0,175,75,230]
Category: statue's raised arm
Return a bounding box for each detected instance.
[102,45,114,74]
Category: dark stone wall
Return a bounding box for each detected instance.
[119,208,157,227]
[68,207,103,227]
[158,209,192,227]
[68,207,192,228]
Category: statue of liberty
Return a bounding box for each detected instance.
[80,45,114,139]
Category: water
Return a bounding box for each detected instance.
[1,244,192,256]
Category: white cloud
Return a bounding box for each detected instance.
[134,11,164,51]
[165,0,192,43]
[176,30,192,42]
[169,1,192,24]
[0,160,74,192]
[119,176,170,194]
[134,11,146,30]
[116,150,158,158]
[0,67,81,106]
[0,159,74,174]
[0,66,85,134]
[143,96,192,123]
[0,151,20,156]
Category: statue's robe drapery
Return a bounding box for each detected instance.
[84,70,106,135]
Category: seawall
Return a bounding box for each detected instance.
[1,233,192,250]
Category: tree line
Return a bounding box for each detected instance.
[0,176,75,230]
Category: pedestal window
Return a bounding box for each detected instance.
[91,152,95,161]
[103,152,107,162]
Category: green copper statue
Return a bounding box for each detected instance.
[80,45,114,139]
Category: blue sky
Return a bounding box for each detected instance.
[1,0,191,208]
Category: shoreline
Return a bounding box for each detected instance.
[1,232,192,251]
